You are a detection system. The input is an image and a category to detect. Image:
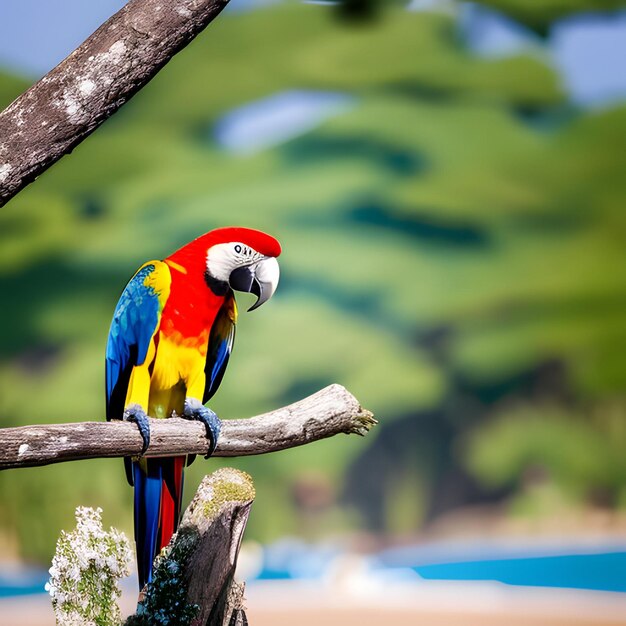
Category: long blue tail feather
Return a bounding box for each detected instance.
[133,457,185,589]
[133,460,162,589]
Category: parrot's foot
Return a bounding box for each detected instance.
[123,404,150,455]
[183,398,221,459]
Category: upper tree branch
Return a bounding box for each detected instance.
[0,0,230,206]
[0,384,375,470]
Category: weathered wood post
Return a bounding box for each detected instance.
[126,468,256,625]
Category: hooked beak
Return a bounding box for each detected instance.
[229,257,280,312]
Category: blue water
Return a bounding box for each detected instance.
[3,548,626,597]
[255,540,626,593]
[411,552,626,593]
[0,571,48,599]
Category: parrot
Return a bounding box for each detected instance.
[105,227,281,588]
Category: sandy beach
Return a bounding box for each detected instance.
[2,579,626,626]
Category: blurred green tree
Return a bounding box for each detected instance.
[0,0,624,561]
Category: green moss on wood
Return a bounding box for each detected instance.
[199,469,256,522]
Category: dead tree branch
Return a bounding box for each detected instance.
[125,468,255,626]
[0,384,375,470]
[0,0,230,206]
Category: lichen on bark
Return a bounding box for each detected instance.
[195,469,256,522]
[126,527,200,626]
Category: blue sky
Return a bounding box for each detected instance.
[0,0,274,77]
[1,1,625,108]
[0,1,127,77]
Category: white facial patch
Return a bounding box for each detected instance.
[206,242,265,282]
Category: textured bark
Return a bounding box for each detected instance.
[0,384,375,470]
[0,0,230,206]
[128,468,255,626]
[182,470,252,626]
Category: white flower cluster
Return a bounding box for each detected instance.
[46,506,133,626]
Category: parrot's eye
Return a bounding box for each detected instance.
[234,244,242,254]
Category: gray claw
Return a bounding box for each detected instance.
[183,398,221,459]
[123,404,150,455]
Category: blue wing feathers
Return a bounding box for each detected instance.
[105,264,161,420]
[210,337,231,390]
[203,292,236,404]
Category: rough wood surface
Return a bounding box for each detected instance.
[0,384,375,470]
[183,469,253,626]
[0,0,230,207]
[128,468,254,626]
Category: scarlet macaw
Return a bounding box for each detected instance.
[105,227,281,588]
